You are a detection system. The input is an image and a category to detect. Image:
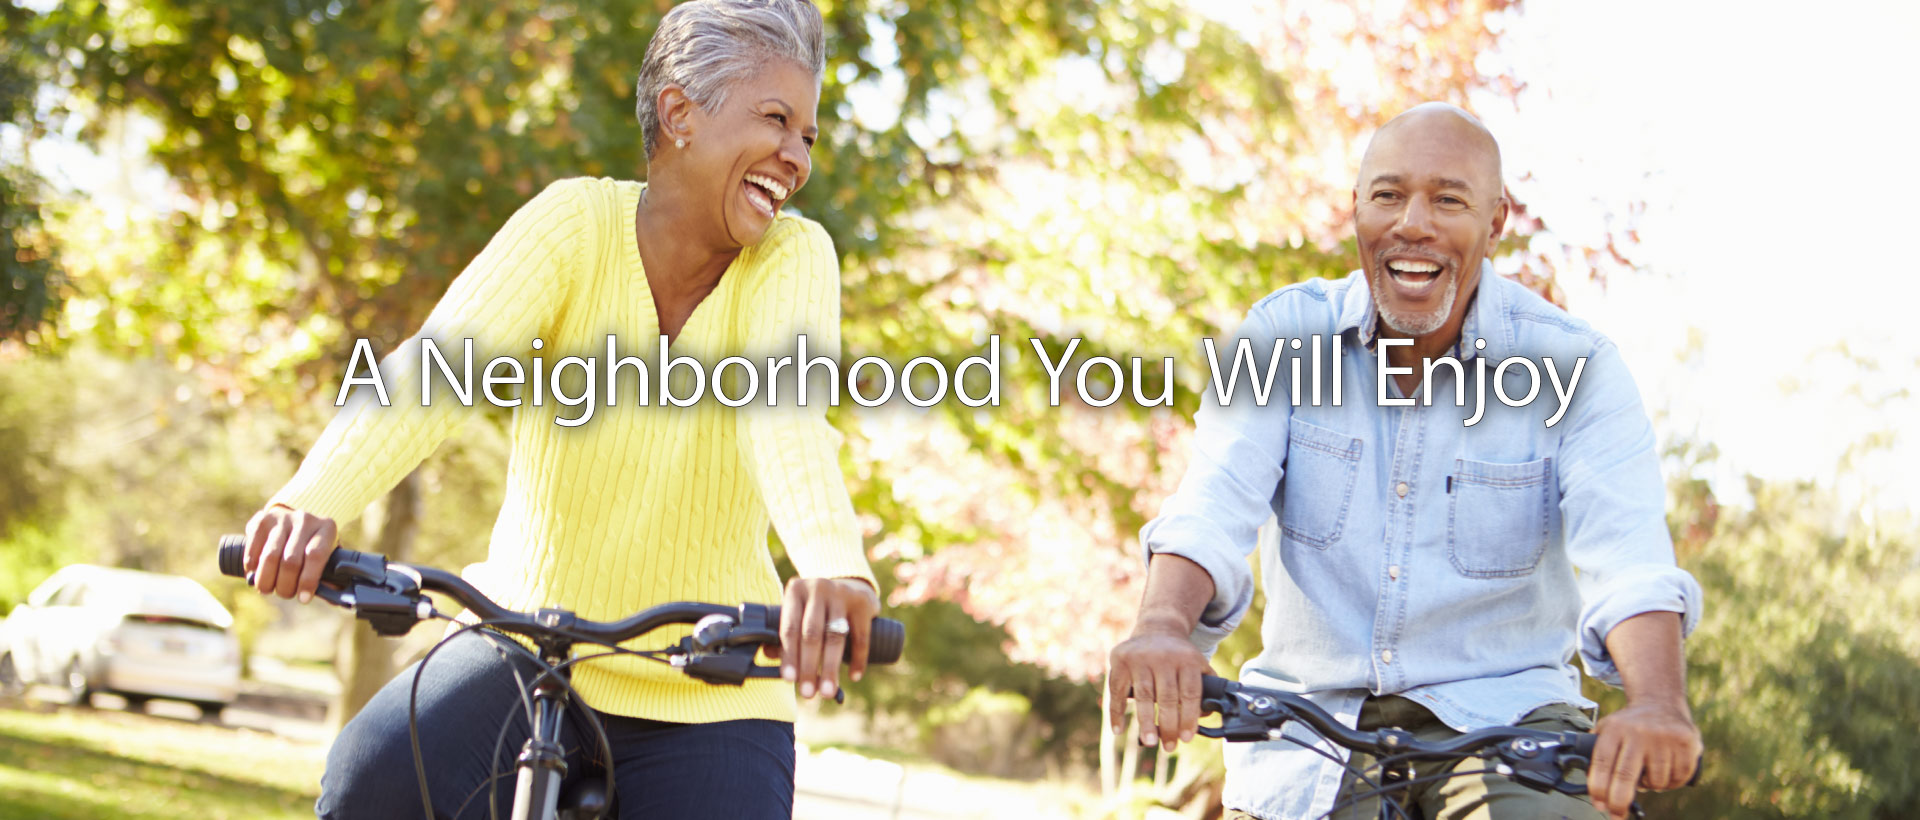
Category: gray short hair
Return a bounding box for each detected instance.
[634,0,826,159]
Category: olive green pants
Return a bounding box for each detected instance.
[1226,696,1606,820]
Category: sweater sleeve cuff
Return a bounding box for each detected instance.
[267,457,383,524]
[791,536,878,588]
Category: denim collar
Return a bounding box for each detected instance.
[1335,260,1509,362]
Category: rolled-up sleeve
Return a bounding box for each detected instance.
[1555,339,1704,685]
[1140,302,1293,655]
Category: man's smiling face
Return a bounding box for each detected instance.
[1353,104,1509,340]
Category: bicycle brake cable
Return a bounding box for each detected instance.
[404,620,620,820]
[1320,766,1502,820]
[1209,687,1410,820]
[1261,729,1411,820]
[474,632,724,820]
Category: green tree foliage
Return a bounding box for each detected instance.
[0,358,74,550]
[1617,476,1920,818]
[0,1,65,345]
[0,352,285,607]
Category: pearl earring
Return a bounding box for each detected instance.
[675,137,686,149]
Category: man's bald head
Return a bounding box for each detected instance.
[1351,102,1511,343]
[1358,102,1503,198]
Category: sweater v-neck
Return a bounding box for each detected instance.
[626,183,743,348]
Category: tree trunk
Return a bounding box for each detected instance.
[326,469,421,731]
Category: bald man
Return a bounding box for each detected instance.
[1107,103,1703,820]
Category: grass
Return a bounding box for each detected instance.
[0,696,1092,820]
[0,701,324,820]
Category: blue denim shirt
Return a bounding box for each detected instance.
[1141,265,1703,820]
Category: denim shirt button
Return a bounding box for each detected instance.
[1388,565,1401,580]
[1380,649,1394,663]
[1395,481,1409,498]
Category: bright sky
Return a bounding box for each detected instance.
[1483,0,1920,515]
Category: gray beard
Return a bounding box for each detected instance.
[1372,268,1460,337]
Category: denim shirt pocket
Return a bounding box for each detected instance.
[1279,416,1364,550]
[1446,457,1555,577]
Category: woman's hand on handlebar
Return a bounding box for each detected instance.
[776,577,879,701]
[242,504,339,603]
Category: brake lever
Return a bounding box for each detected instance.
[245,573,410,625]
[259,571,426,637]
[684,654,845,704]
[1505,735,1698,818]
[686,609,846,704]
[1495,735,1590,797]
[313,582,351,608]
[1196,689,1291,742]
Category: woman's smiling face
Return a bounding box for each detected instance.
[679,60,819,248]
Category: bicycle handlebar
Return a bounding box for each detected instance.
[1201,675,1582,757]
[216,535,904,665]
[1198,674,1696,807]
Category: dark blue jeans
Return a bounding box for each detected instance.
[317,630,796,819]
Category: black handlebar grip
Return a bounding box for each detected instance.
[216,534,385,587]
[866,618,905,665]
[1201,675,1233,701]
[217,534,248,578]
[763,606,905,665]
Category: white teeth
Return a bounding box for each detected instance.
[1387,259,1441,273]
[744,184,774,216]
[744,173,789,201]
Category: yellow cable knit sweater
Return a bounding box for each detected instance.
[270,177,875,723]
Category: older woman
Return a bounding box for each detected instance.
[240,1,877,817]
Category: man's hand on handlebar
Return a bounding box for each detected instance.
[243,504,340,603]
[776,577,879,702]
[1107,622,1211,753]
[1587,699,1702,820]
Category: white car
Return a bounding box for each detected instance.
[0,565,242,718]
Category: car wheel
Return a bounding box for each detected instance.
[0,652,22,697]
[65,659,93,708]
[195,701,225,722]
